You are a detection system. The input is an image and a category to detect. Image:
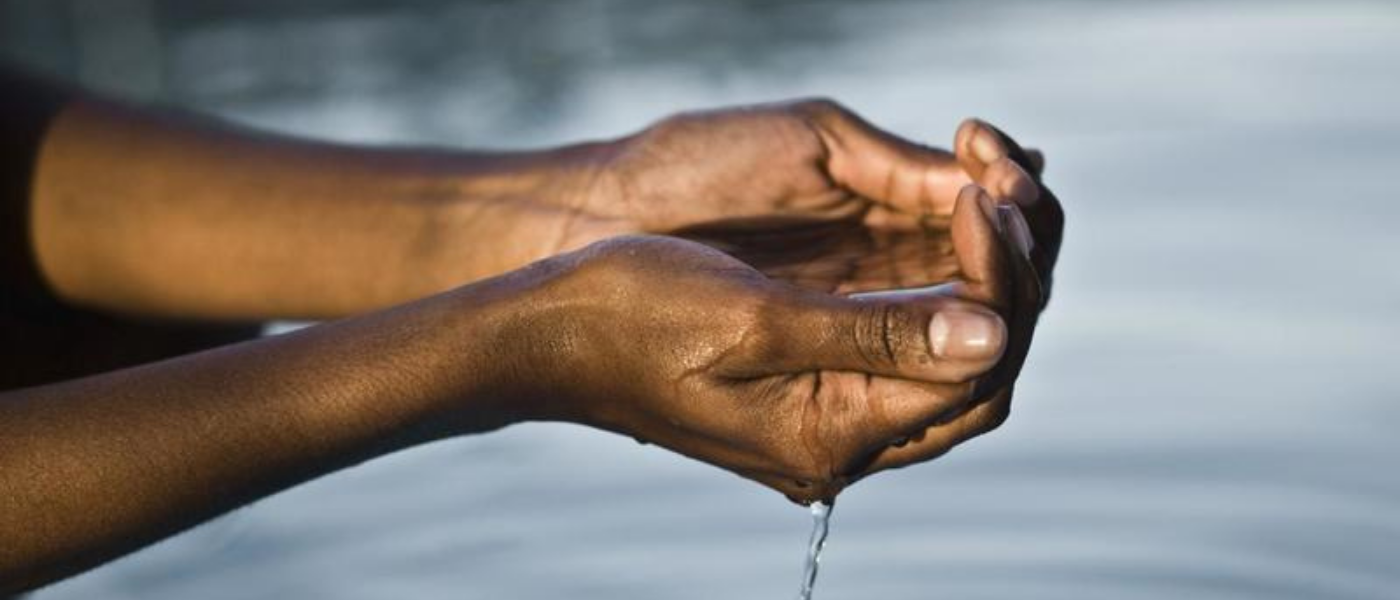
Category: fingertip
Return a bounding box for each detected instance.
[954,118,983,153]
[954,119,985,180]
[955,118,1007,166]
[1025,148,1046,175]
[984,158,1039,207]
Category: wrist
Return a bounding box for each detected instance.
[397,140,634,296]
[408,250,596,437]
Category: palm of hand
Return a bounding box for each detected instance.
[602,105,964,294]
[671,215,959,296]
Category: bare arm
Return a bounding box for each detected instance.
[0,269,520,591]
[4,66,623,321]
[0,197,1027,592]
[0,66,1059,593]
[9,68,1061,323]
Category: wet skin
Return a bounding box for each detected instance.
[0,69,1062,592]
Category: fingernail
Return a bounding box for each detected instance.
[972,187,1003,234]
[998,160,1039,206]
[929,308,1006,361]
[971,126,1005,165]
[999,204,1034,261]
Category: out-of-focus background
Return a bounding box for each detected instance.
[4,0,1399,598]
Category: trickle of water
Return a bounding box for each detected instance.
[796,501,833,600]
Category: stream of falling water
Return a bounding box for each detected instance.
[796,501,833,600]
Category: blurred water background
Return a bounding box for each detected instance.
[4,0,1399,598]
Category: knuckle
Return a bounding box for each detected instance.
[851,303,919,371]
[791,97,848,122]
[572,235,693,295]
[643,111,704,140]
[851,304,895,369]
[581,234,720,274]
[577,236,649,274]
[741,290,795,359]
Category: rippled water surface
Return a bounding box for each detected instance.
[8,0,1400,598]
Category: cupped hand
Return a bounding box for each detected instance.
[507,183,1035,503]
[571,103,1066,489]
[577,100,1061,299]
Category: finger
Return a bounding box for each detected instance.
[746,187,1011,384]
[853,376,979,451]
[844,195,1035,475]
[954,118,1038,183]
[955,120,1063,296]
[950,187,1042,385]
[954,118,1001,181]
[1025,148,1046,175]
[980,158,1059,292]
[981,157,1040,209]
[855,387,1013,476]
[948,184,1014,311]
[753,289,1006,385]
[805,371,979,449]
[847,196,1044,480]
[995,203,1046,378]
[974,119,1058,274]
[817,187,1013,380]
[795,99,971,217]
[951,202,1039,408]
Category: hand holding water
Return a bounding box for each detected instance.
[483,183,1041,504]
[0,65,1063,590]
[580,102,1060,297]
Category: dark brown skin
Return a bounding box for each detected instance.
[536,189,1041,502]
[26,91,1057,322]
[0,67,1063,592]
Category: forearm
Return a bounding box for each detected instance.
[0,275,528,592]
[27,86,621,320]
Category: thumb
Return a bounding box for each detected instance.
[754,288,1007,384]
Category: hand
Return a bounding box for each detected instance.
[574,100,1062,299]
[499,183,1034,503]
[558,104,1064,489]
[838,123,1061,483]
